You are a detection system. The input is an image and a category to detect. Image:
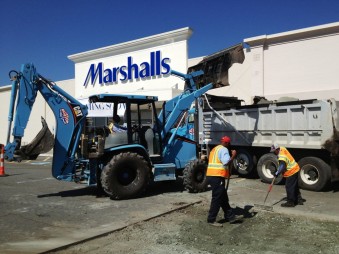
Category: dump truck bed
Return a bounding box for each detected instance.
[199,98,339,151]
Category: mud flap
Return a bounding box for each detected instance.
[187,43,245,88]
[323,129,339,182]
[19,117,54,159]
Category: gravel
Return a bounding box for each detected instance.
[52,200,339,254]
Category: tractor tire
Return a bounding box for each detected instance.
[257,153,284,184]
[95,165,106,196]
[183,159,208,193]
[298,157,331,191]
[101,152,150,200]
[233,149,255,176]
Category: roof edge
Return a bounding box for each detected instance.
[68,27,193,63]
[244,21,339,46]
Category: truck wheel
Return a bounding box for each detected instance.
[298,157,331,191]
[183,159,208,193]
[101,152,150,199]
[257,153,284,184]
[233,149,255,176]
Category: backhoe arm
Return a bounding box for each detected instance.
[5,63,88,180]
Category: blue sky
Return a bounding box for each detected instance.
[1,0,339,86]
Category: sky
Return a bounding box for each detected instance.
[1,0,339,86]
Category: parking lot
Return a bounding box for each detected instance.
[1,156,339,254]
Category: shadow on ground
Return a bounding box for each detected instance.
[36,178,188,199]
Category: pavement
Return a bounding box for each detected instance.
[0,156,339,254]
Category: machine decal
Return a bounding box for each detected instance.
[73,106,83,118]
[59,108,69,124]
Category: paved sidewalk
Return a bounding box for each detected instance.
[1,161,338,253]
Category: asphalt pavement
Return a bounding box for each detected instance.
[0,156,339,254]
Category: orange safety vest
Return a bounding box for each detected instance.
[206,145,230,178]
[278,147,300,177]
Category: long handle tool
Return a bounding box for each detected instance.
[254,176,276,212]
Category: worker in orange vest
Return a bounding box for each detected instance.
[270,143,305,207]
[206,136,242,227]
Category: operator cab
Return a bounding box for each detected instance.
[86,94,163,162]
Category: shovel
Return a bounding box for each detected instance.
[254,176,276,212]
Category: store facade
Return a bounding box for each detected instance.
[68,27,193,118]
[1,22,339,146]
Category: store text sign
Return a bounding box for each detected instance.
[83,50,170,87]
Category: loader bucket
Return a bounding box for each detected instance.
[19,117,54,159]
[187,43,245,89]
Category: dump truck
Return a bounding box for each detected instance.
[4,44,245,199]
[196,94,339,191]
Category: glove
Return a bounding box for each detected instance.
[275,161,286,177]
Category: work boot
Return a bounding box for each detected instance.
[297,194,306,205]
[225,210,244,224]
[297,197,306,205]
[281,201,295,207]
[208,221,223,227]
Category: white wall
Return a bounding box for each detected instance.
[244,22,339,104]
[263,35,339,100]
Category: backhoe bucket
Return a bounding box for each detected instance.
[187,43,245,89]
[19,117,54,159]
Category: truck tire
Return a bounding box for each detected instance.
[183,159,208,193]
[257,153,284,184]
[101,152,150,199]
[298,157,331,191]
[233,149,255,176]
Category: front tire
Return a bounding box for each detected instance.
[101,152,150,199]
[257,153,284,184]
[183,159,208,193]
[298,157,331,191]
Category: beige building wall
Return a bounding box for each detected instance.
[208,22,339,105]
[244,22,339,104]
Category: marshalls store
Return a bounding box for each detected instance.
[1,22,339,145]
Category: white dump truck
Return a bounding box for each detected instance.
[197,95,339,191]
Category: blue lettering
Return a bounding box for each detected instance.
[84,63,102,86]
[150,51,155,76]
[156,51,161,75]
[83,51,172,86]
[127,57,139,80]
[112,67,119,83]
[119,66,127,81]
[140,62,150,78]
[161,58,170,74]
[103,68,112,83]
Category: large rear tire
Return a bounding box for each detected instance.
[183,159,208,193]
[257,153,284,184]
[298,157,331,191]
[101,152,150,199]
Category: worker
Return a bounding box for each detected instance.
[270,143,305,207]
[206,136,242,227]
[108,115,127,133]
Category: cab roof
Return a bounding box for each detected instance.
[89,94,158,105]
